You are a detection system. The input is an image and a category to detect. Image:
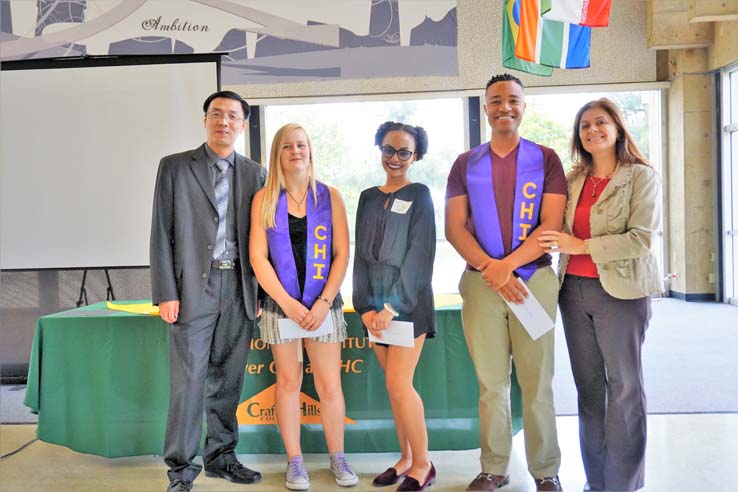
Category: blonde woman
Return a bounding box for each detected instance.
[250,123,356,490]
[539,98,661,492]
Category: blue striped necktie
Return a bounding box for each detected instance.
[213,159,229,259]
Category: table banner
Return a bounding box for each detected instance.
[24,301,522,457]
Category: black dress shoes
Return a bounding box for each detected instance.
[373,467,408,487]
[204,461,262,484]
[396,462,436,491]
[166,478,192,492]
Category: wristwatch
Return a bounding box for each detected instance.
[383,303,399,317]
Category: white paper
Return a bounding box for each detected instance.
[278,316,333,340]
[368,320,415,347]
[502,278,554,340]
[390,199,412,214]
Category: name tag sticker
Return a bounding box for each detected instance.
[391,199,412,214]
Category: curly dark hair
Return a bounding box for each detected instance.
[485,73,524,91]
[373,121,429,161]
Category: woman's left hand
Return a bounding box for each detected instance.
[538,230,587,255]
[302,299,330,331]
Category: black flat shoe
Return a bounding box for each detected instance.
[204,461,262,484]
[166,479,192,492]
[396,463,436,491]
[373,467,408,487]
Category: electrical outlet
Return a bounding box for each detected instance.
[709,253,715,262]
[708,273,715,283]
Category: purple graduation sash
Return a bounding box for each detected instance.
[267,181,332,307]
[466,138,544,281]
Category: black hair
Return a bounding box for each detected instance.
[202,90,250,120]
[485,73,524,91]
[373,121,429,161]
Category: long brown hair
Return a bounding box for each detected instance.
[570,97,650,176]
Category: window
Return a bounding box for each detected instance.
[257,89,665,296]
[264,98,466,295]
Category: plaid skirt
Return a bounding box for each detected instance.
[258,295,347,345]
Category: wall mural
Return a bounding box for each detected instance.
[0,0,458,84]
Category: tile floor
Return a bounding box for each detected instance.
[1,413,736,492]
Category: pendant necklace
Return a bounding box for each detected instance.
[588,167,616,197]
[286,187,309,207]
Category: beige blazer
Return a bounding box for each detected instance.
[558,163,663,299]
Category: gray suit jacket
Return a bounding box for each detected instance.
[150,143,266,323]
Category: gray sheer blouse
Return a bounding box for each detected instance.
[352,183,436,338]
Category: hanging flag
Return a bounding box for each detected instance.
[502,0,553,76]
[541,0,612,27]
[515,0,591,69]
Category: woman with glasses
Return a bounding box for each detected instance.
[250,123,357,490]
[353,121,436,492]
[538,98,661,492]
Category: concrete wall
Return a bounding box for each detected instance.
[229,0,657,100]
[667,48,717,298]
[657,1,735,299]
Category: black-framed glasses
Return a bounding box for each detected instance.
[380,145,415,161]
[206,111,244,123]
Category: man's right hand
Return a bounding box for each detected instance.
[159,300,180,324]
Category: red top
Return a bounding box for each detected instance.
[566,176,612,278]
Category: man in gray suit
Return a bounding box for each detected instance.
[150,90,266,492]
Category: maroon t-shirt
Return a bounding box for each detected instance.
[445,141,567,270]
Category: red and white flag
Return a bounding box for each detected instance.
[542,0,611,27]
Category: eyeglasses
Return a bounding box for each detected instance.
[206,111,244,123]
[380,145,415,161]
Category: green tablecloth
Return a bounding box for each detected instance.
[24,300,522,457]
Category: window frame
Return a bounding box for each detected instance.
[242,82,669,295]
[720,63,738,305]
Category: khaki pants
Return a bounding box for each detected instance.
[459,267,561,478]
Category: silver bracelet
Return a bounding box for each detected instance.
[317,295,331,305]
[383,303,399,317]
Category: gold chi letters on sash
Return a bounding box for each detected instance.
[312,225,328,279]
[517,182,538,240]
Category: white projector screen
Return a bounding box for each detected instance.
[1,57,219,269]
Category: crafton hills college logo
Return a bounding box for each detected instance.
[237,384,356,425]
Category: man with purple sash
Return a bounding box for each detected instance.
[267,181,333,311]
[445,74,567,492]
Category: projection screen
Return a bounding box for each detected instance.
[0,55,220,270]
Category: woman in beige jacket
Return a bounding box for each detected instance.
[539,98,661,492]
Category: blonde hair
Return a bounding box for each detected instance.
[569,97,650,177]
[261,123,317,229]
